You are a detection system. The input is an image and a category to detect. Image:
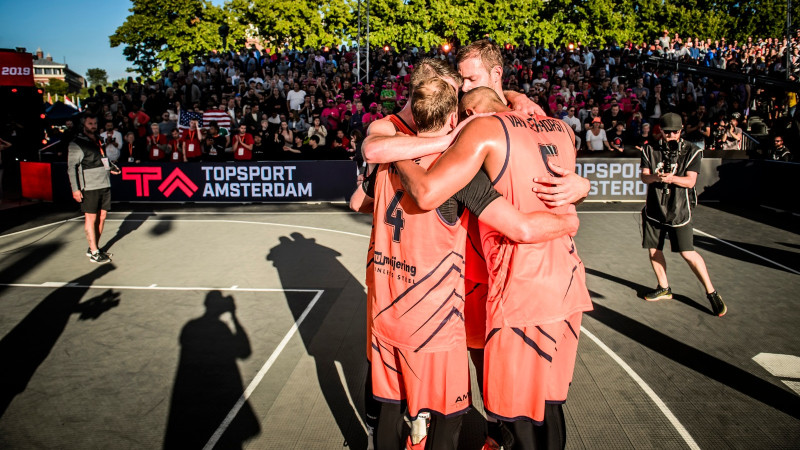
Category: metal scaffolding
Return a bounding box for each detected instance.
[356,0,370,83]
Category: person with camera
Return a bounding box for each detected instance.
[721,113,743,150]
[640,113,727,316]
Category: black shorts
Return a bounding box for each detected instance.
[642,214,694,252]
[81,188,111,214]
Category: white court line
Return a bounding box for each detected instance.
[694,228,800,275]
[580,327,701,450]
[335,360,369,435]
[204,290,324,450]
[0,216,82,239]
[0,282,319,293]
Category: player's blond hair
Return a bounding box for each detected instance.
[411,77,458,133]
[409,58,462,94]
[456,40,504,76]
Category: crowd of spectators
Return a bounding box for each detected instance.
[48,29,800,164]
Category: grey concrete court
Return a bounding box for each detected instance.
[0,202,797,449]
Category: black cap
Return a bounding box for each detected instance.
[660,113,682,131]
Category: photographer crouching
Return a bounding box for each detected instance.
[640,113,727,316]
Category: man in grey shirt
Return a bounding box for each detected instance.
[67,114,119,264]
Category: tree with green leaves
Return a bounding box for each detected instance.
[85,68,108,87]
[40,79,69,96]
[110,0,247,76]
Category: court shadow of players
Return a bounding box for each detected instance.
[0,243,61,297]
[694,236,800,275]
[587,302,800,419]
[101,211,156,253]
[149,214,174,237]
[0,263,117,418]
[585,267,708,314]
[164,291,260,450]
[267,232,368,450]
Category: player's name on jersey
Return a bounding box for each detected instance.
[504,115,568,134]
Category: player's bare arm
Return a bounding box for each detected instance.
[478,200,579,243]
[504,90,546,116]
[394,116,501,210]
[361,114,485,164]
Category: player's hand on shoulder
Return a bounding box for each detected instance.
[532,164,590,206]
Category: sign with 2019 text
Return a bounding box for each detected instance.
[114,161,358,202]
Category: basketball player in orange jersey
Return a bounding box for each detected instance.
[393,87,593,450]
[356,59,461,448]
[351,78,580,450]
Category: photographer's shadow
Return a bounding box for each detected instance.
[163,291,259,449]
[267,232,368,450]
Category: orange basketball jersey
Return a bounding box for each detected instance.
[365,113,416,360]
[371,155,470,353]
[479,112,593,327]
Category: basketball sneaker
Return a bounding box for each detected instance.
[644,286,672,301]
[89,251,111,264]
[707,291,727,317]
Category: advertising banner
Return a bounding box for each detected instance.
[113,161,359,202]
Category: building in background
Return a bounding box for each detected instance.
[32,48,84,92]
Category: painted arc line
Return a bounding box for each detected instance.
[0,216,82,239]
[693,228,800,275]
[203,289,324,450]
[0,282,320,293]
[581,326,700,450]
[98,218,371,239]
[335,360,369,435]
[752,353,800,379]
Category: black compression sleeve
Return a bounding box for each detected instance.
[361,165,378,197]
[452,169,502,218]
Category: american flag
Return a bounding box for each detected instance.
[202,108,232,130]
[178,110,203,130]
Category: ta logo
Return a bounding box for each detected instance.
[122,167,198,198]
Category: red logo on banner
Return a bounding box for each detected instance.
[122,167,162,197]
[121,167,197,198]
[158,168,198,197]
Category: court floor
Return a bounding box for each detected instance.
[0,202,797,449]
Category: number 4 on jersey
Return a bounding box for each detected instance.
[385,190,405,242]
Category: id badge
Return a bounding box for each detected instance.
[238,148,244,156]
[128,157,135,163]
[172,152,180,161]
[188,143,195,153]
[153,149,159,157]
[101,157,111,170]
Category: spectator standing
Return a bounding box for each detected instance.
[562,106,582,149]
[100,122,123,163]
[233,124,254,160]
[146,123,168,162]
[308,117,328,147]
[168,128,183,162]
[586,117,610,151]
[181,119,204,161]
[67,114,117,264]
[286,83,307,112]
[362,103,384,128]
[203,122,228,162]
